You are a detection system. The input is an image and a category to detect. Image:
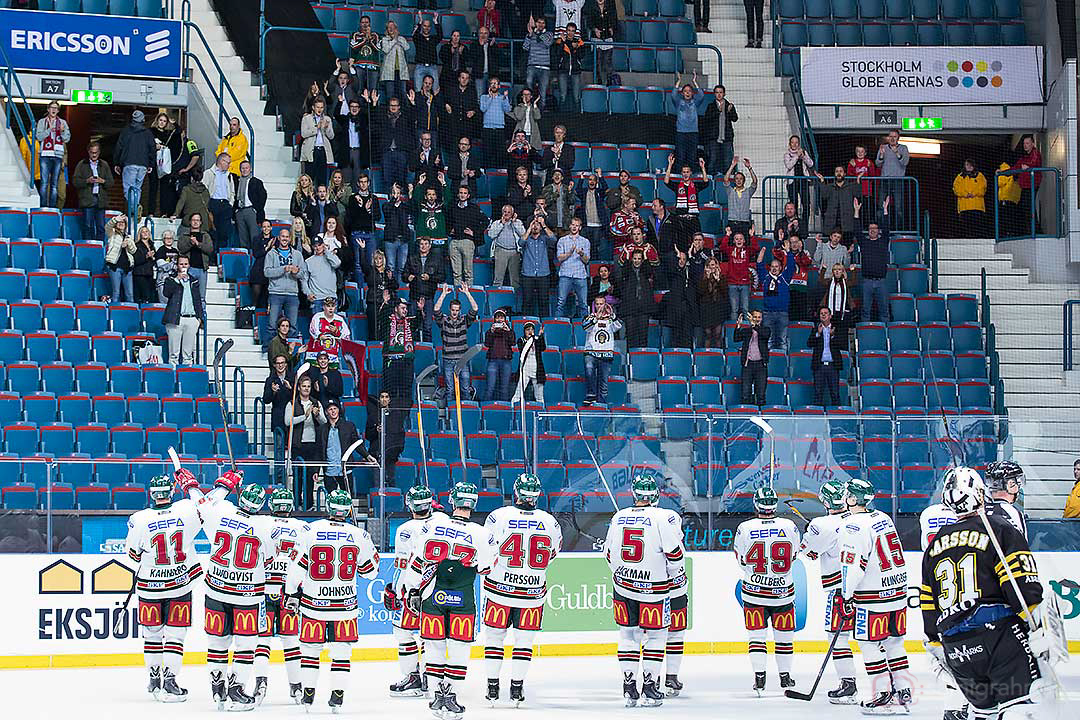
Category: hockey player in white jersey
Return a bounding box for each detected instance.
[124,473,206,702]
[285,488,380,713]
[838,477,912,714]
[733,486,801,696]
[654,474,688,698]
[603,472,685,708]
[798,480,858,704]
[482,473,563,706]
[198,476,278,711]
[402,482,498,720]
[984,461,1028,537]
[386,485,446,698]
[253,487,309,705]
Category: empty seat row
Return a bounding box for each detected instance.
[35,0,164,17]
[0,331,162,365]
[857,351,987,381]
[776,0,1021,19]
[0,239,105,274]
[0,363,209,397]
[858,379,992,409]
[780,19,1026,47]
[0,422,247,459]
[0,391,231,427]
[1,300,146,335]
[855,322,984,354]
[0,268,149,305]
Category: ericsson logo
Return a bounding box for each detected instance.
[9,27,172,64]
[144,29,170,62]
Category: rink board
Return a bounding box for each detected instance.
[2,551,1078,668]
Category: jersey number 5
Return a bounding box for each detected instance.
[499,533,553,569]
[745,540,793,574]
[621,527,646,563]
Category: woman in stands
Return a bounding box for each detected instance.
[819,263,854,343]
[698,256,729,349]
[360,250,398,343]
[290,174,318,237]
[327,169,352,218]
[951,159,988,238]
[291,216,311,256]
[104,215,137,303]
[132,225,158,305]
[284,375,324,511]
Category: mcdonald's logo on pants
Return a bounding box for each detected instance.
[448,613,476,642]
[516,606,543,632]
[639,604,665,630]
[421,613,446,641]
[139,601,162,627]
[166,600,192,628]
[483,602,511,630]
[743,605,766,631]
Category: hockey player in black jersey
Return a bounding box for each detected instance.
[920,467,1046,720]
[984,460,1027,537]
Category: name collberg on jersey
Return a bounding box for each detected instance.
[125,498,205,599]
[733,517,801,606]
[286,519,380,620]
[264,515,310,598]
[800,512,846,592]
[484,505,564,608]
[603,506,685,603]
[201,498,278,605]
[839,510,907,612]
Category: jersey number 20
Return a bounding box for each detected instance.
[210,531,260,569]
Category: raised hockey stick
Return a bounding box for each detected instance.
[284,362,311,482]
[212,339,237,471]
[785,625,846,701]
[783,498,811,530]
[750,416,776,488]
[413,363,439,488]
[517,334,537,472]
[576,412,619,512]
[451,345,484,474]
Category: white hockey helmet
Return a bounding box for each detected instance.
[941,466,986,517]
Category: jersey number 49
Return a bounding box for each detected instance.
[745,540,793,574]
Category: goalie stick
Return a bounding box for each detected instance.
[783,497,811,531]
[284,362,311,482]
[211,339,237,471]
[451,345,484,473]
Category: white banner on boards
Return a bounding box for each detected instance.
[800,46,1045,105]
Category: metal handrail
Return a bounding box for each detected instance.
[1064,300,1080,371]
[787,69,817,170]
[758,175,922,238]
[993,166,1062,242]
[233,366,246,427]
[0,43,37,193]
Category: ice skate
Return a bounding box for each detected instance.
[301,687,316,711]
[159,669,188,703]
[486,678,499,706]
[943,709,968,720]
[225,675,255,712]
[440,689,465,720]
[510,680,525,707]
[210,671,227,710]
[664,674,683,697]
[390,671,424,697]
[779,672,795,689]
[623,672,640,707]
[861,690,896,715]
[641,674,665,707]
[147,666,161,697]
[828,677,859,705]
[253,676,267,706]
[289,682,303,705]
[753,671,766,697]
[893,688,912,715]
[329,689,344,714]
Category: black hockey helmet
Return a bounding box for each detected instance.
[984,460,1024,492]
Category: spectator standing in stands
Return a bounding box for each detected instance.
[405,236,442,334]
[773,201,805,246]
[541,169,576,238]
[1012,134,1043,234]
[468,26,502,98]
[540,124,575,183]
[264,228,309,344]
[576,169,611,260]
[692,0,711,32]
[723,157,757,239]
[132,226,157,304]
[588,263,617,306]
[585,0,618,85]
[329,71,360,131]
[233,160,266,251]
[363,390,407,484]
[484,309,516,401]
[411,128,443,182]
[1064,459,1080,518]
[854,200,891,323]
[778,234,812,321]
[664,156,710,237]
[104,215,136,302]
[172,123,203,201]
[735,309,769,406]
[488,204,526,288]
[179,215,213,306]
[507,165,536,219]
[345,172,381,276]
[203,152,235,249]
[383,298,420,405]
[434,283,479,405]
[524,17,554,108]
[413,176,449,249]
[315,398,359,496]
[610,195,645,257]
[848,144,876,228]
[583,296,622,405]
[162,255,203,365]
[362,255,398,342]
[511,89,544,151]
[808,307,844,407]
[289,174,317,235]
[743,0,765,47]
[756,244,795,351]
[480,80,512,169]
[812,229,853,284]
[351,16,382,93]
[671,73,705,171]
[952,159,988,237]
[286,376,324,511]
[818,165,860,245]
[339,97,372,187]
[506,129,538,180]
[377,95,413,193]
[447,136,482,197]
[441,71,481,160]
[663,250,699,348]
[305,238,341,305]
[301,98,335,188]
[216,118,248,177]
[617,225,660,267]
[412,13,443,94]
[606,170,643,211]
[446,185,488,286]
[379,21,410,100]
[381,183,411,285]
[819,263,854,342]
[555,23,587,112]
[478,0,501,34]
[268,317,300,371]
[113,109,156,218]
[36,100,69,208]
[555,217,591,318]
[698,256,729,348]
[875,130,909,226]
[263,354,295,442]
[521,216,557,317]
[997,160,1023,236]
[618,248,656,348]
[155,230,180,304]
[439,31,469,91]
[720,230,757,320]
[72,141,112,242]
[512,321,546,403]
[783,135,815,229]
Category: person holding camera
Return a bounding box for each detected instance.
[512,320,546,404]
[734,309,769,407]
[583,296,622,405]
[162,255,203,365]
[520,216,558,318]
[487,203,526,289]
[484,308,517,402]
[807,307,845,408]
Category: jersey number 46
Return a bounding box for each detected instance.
[499,533,553,569]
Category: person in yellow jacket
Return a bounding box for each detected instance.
[1065,459,1080,518]
[952,159,987,236]
[19,134,41,182]
[215,117,249,176]
[997,160,1022,237]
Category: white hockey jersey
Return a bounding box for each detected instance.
[285,518,379,621]
[403,513,499,598]
[200,499,278,606]
[987,498,1027,538]
[483,505,564,608]
[799,512,846,590]
[656,508,688,599]
[392,513,447,597]
[262,515,310,598]
[838,509,907,611]
[603,505,685,603]
[918,503,958,551]
[733,516,801,607]
[125,499,205,600]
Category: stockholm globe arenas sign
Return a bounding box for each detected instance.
[0,9,182,80]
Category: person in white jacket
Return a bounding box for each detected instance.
[301,98,335,187]
[378,21,411,101]
[583,296,622,405]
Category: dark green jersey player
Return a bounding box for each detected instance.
[403,482,498,720]
[920,467,1046,720]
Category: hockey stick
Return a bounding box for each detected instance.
[284,362,311,483]
[451,345,484,475]
[576,412,619,512]
[517,333,537,472]
[750,416,776,488]
[414,363,439,488]
[785,626,846,700]
[212,339,237,471]
[783,498,811,530]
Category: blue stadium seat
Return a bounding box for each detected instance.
[941,0,967,16]
[110,363,142,396]
[944,21,974,44]
[894,380,925,407]
[44,301,76,334]
[862,21,891,44]
[93,393,127,426]
[313,5,335,29]
[629,47,657,74]
[901,465,935,494]
[629,350,661,381]
[92,332,124,365]
[955,352,987,379]
[958,380,991,409]
[8,362,40,394]
[916,294,947,323]
[891,21,917,44]
[30,209,61,239]
[967,0,993,16]
[146,424,179,457]
[0,209,29,239]
[41,423,75,456]
[887,0,911,17]
[918,21,944,45]
[77,302,108,335]
[856,322,887,352]
[781,21,809,46]
[887,322,919,352]
[923,351,955,380]
[5,423,39,455]
[806,0,832,16]
[74,242,105,273]
[136,0,163,16]
[919,322,952,352]
[859,0,886,15]
[25,392,58,425]
[662,349,693,377]
[859,351,890,380]
[11,240,41,272]
[58,393,91,425]
[143,365,176,397]
[12,299,43,331]
[972,21,1000,44]
[0,331,21,364]
[833,0,859,14]
[890,294,916,322]
[807,20,835,45]
[860,381,892,408]
[40,483,76,511]
[637,88,665,115]
[658,377,688,409]
[641,19,668,44]
[26,331,57,363]
[668,20,695,45]
[180,425,214,458]
[912,0,939,17]
[75,362,107,396]
[28,270,59,302]
[951,323,983,353]
[110,303,141,335]
[946,294,978,324]
[127,395,162,427]
[60,271,92,303]
[74,426,108,458]
[835,21,862,44]
[897,435,930,465]
[111,425,146,457]
[778,0,806,16]
[581,85,609,113]
[0,270,27,302]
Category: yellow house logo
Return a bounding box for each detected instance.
[92,560,134,594]
[39,560,82,595]
[37,558,139,640]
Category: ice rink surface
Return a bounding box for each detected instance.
[1,654,1076,720]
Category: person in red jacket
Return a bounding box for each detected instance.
[718,229,758,321]
[609,196,646,256]
[847,145,876,229]
[617,226,660,267]
[773,232,813,321]
[1011,134,1043,234]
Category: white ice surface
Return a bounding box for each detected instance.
[0,654,1076,719]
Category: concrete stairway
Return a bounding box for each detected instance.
[937,236,1080,517]
[0,114,41,208]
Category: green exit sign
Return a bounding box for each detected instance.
[902,117,942,131]
[70,90,113,105]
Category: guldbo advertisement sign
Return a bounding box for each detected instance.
[0,9,182,79]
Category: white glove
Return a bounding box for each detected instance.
[1027,626,1051,660]
[923,640,955,687]
[284,594,300,614]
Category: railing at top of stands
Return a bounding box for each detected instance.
[758,175,922,238]
[993,166,1063,242]
[1064,300,1080,371]
[0,43,37,193]
[787,69,817,172]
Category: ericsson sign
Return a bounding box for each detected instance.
[0,9,182,79]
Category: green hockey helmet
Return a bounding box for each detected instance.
[513,473,542,508]
[326,489,353,519]
[818,480,846,512]
[148,474,173,506]
[269,487,294,515]
[753,485,779,514]
[406,485,434,515]
[631,470,661,506]
[238,483,266,514]
[844,477,876,509]
[449,481,478,511]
